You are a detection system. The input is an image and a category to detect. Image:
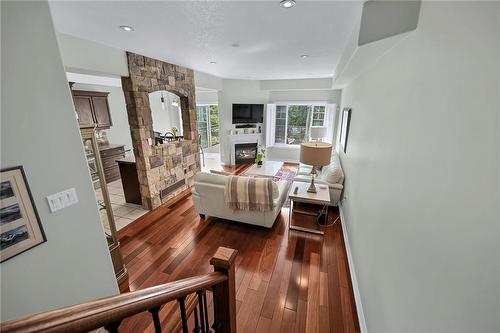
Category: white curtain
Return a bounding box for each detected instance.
[265,104,276,147]
[325,104,337,144]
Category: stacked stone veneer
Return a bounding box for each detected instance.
[122,52,200,209]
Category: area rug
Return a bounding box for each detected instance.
[273,167,296,185]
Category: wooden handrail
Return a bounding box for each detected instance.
[1,247,238,333]
[211,247,238,333]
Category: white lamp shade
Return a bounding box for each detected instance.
[300,142,332,166]
[310,126,327,140]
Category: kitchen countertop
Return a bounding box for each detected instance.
[116,155,136,165]
[98,143,125,151]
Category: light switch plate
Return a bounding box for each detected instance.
[46,193,63,212]
[47,188,78,213]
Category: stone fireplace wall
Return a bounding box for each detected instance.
[122,52,200,209]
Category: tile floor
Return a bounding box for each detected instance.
[200,144,225,173]
[95,179,149,231]
[201,152,224,172]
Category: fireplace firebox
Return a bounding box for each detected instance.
[235,143,258,165]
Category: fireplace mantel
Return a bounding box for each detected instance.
[228,133,264,166]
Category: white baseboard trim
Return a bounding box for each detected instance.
[339,203,368,333]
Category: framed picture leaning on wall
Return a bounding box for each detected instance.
[339,107,352,153]
[0,166,46,263]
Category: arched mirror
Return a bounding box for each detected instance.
[149,90,184,144]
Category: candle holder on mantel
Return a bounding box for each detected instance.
[80,125,128,285]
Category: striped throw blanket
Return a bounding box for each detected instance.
[224,175,274,211]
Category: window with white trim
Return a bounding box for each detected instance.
[267,104,335,146]
[312,106,326,126]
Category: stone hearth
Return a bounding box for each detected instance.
[122,52,201,209]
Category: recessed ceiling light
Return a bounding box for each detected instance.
[120,25,134,32]
[300,54,309,59]
[210,61,217,65]
[231,43,240,48]
[280,0,296,8]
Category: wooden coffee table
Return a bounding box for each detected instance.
[242,160,284,178]
[288,181,330,235]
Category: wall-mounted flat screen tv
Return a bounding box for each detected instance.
[232,104,264,124]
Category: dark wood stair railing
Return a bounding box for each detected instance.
[1,247,237,333]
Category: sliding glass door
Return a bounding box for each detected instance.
[196,104,219,149]
[209,105,219,146]
[196,106,209,148]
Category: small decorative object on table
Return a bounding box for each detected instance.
[255,148,266,166]
[0,166,46,262]
[171,127,178,139]
[300,142,332,193]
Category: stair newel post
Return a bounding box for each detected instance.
[210,247,238,333]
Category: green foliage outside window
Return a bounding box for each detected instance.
[286,105,311,144]
[209,105,219,146]
[275,104,327,145]
[196,104,219,148]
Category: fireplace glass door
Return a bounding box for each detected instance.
[235,143,258,165]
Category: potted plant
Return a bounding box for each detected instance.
[255,148,266,166]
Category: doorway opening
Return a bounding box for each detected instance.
[197,104,222,171]
[196,104,219,151]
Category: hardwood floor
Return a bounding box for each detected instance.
[117,164,360,333]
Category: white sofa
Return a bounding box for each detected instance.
[293,152,344,206]
[192,172,289,228]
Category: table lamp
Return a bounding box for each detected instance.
[310,127,327,141]
[300,142,333,193]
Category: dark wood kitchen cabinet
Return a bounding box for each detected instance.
[72,90,112,129]
[99,144,125,183]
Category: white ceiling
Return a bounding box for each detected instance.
[49,1,362,80]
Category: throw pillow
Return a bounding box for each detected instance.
[319,164,342,184]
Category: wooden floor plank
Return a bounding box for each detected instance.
[280,308,297,333]
[117,163,360,333]
[260,244,291,318]
[306,252,320,333]
[285,237,305,311]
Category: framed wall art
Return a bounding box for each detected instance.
[1,166,46,263]
[339,107,352,153]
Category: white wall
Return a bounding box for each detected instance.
[1,1,118,321]
[57,33,128,77]
[194,71,223,91]
[196,90,219,105]
[338,2,500,332]
[72,83,133,150]
[218,80,269,164]
[268,89,341,104]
